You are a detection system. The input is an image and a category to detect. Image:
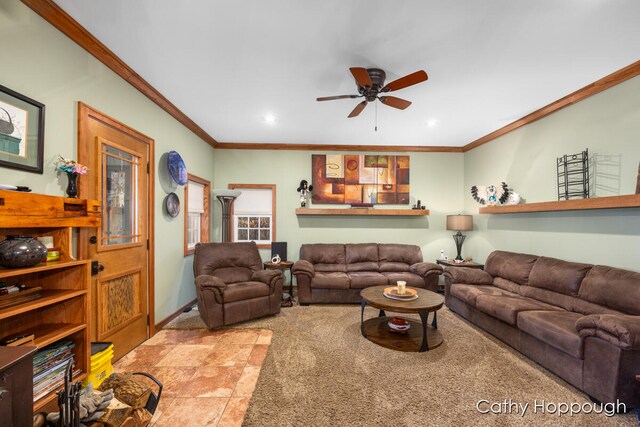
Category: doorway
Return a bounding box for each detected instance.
[78,102,155,361]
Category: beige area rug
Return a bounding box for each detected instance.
[165,305,637,426]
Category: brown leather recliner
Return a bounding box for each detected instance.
[193,242,283,329]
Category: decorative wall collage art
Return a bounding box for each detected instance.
[311,154,410,204]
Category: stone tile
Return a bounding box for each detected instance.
[183,365,245,398]
[147,366,198,398]
[232,366,261,397]
[218,396,250,427]
[217,329,261,345]
[202,344,253,367]
[144,329,225,346]
[114,345,175,371]
[152,397,227,427]
[155,345,216,367]
[149,396,174,426]
[246,344,269,367]
[256,329,273,345]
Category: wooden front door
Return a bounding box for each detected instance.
[78,102,155,361]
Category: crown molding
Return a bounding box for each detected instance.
[462,59,640,152]
[21,0,218,148]
[214,142,463,152]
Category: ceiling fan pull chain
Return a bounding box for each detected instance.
[375,101,378,132]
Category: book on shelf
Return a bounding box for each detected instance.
[32,341,79,402]
[0,286,43,309]
[0,332,35,346]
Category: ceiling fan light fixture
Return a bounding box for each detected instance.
[426,119,439,128]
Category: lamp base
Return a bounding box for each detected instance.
[452,231,466,261]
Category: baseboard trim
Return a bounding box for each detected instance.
[154,298,197,332]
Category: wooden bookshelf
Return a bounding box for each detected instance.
[0,191,99,412]
[296,208,429,216]
[479,194,640,214]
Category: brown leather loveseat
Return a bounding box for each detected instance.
[194,242,283,329]
[293,243,442,305]
[444,250,640,406]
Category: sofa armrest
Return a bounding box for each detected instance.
[576,314,640,350]
[293,260,315,278]
[251,269,283,289]
[195,275,226,304]
[443,267,493,285]
[409,262,443,278]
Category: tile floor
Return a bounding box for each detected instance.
[113,328,272,427]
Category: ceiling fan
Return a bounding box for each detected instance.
[317,67,428,118]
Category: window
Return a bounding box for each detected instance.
[229,184,276,248]
[184,174,211,255]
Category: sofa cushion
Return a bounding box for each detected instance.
[578,265,640,315]
[223,281,270,303]
[300,244,346,272]
[379,244,422,272]
[485,251,538,285]
[345,243,379,272]
[381,272,424,288]
[347,272,389,289]
[311,272,350,289]
[475,294,563,326]
[492,277,521,294]
[528,256,592,297]
[450,284,517,307]
[518,311,585,358]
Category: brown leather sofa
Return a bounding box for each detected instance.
[293,243,442,304]
[193,242,283,329]
[444,250,640,406]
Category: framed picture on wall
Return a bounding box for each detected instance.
[0,84,45,174]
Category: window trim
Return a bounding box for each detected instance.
[184,173,211,256]
[228,183,276,249]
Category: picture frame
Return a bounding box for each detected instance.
[0,84,45,174]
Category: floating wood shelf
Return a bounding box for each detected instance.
[296,208,429,216]
[479,194,640,214]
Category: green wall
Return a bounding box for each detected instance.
[0,1,215,322]
[213,151,465,262]
[463,75,640,270]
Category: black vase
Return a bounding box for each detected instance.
[66,172,78,198]
[0,236,48,268]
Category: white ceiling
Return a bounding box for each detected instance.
[53,0,640,147]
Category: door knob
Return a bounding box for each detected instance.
[89,236,97,244]
[91,260,105,275]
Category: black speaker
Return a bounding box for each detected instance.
[271,242,288,262]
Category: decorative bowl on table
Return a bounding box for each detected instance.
[388,317,411,333]
[383,286,418,301]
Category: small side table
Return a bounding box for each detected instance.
[435,259,485,293]
[264,261,294,307]
[436,259,485,269]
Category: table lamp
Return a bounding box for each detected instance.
[213,189,241,242]
[446,214,473,261]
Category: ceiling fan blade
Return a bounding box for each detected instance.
[382,70,428,92]
[348,101,368,118]
[349,67,373,88]
[379,96,412,110]
[316,95,359,101]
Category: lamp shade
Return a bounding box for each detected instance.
[446,214,473,231]
[212,189,241,198]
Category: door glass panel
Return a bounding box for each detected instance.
[101,142,140,246]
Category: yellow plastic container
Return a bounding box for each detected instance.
[83,343,114,388]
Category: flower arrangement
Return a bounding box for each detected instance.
[57,155,88,175]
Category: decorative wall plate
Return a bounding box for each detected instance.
[165,192,180,217]
[167,151,187,186]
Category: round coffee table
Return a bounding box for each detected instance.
[360,286,444,352]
